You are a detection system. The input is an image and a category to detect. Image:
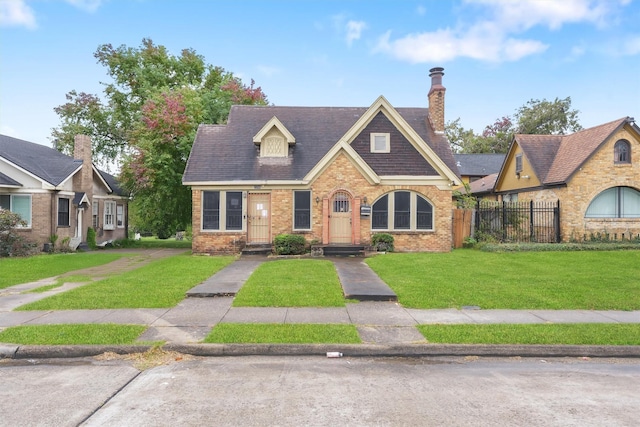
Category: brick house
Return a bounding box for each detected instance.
[493,117,640,241]
[0,134,129,250]
[183,68,461,254]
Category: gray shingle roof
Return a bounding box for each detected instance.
[0,134,124,195]
[454,153,505,176]
[183,105,458,183]
[0,171,22,187]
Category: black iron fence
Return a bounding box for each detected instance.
[475,200,560,243]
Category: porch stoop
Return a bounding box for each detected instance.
[315,245,366,257]
[241,244,272,256]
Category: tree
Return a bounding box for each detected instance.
[446,97,581,154]
[52,38,268,236]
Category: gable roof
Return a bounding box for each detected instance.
[0,171,22,188]
[510,117,634,186]
[454,153,505,176]
[468,172,498,195]
[0,134,125,195]
[183,101,460,185]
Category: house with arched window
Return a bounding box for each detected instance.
[183,68,461,254]
[493,116,640,241]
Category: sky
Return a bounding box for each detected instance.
[1,0,639,147]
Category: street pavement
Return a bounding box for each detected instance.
[1,249,639,359]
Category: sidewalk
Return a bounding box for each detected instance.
[1,250,639,358]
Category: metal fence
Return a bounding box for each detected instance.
[475,200,560,243]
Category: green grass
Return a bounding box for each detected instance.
[26,275,93,293]
[418,324,640,345]
[204,323,361,344]
[0,252,125,290]
[233,259,346,307]
[16,254,234,310]
[366,250,640,310]
[0,324,146,345]
[112,236,192,249]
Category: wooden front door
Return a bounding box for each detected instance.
[248,193,271,244]
[329,191,352,244]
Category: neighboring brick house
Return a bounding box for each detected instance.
[493,117,640,241]
[183,68,461,254]
[0,134,129,250]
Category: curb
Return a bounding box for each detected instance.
[3,343,640,360]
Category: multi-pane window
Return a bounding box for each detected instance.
[203,191,220,230]
[515,153,523,174]
[116,204,124,228]
[58,198,70,226]
[585,186,640,218]
[202,191,245,231]
[104,201,116,230]
[0,194,31,227]
[294,190,311,230]
[614,140,631,164]
[226,192,243,230]
[92,200,99,229]
[370,133,390,153]
[372,192,433,231]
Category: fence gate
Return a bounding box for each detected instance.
[475,200,560,243]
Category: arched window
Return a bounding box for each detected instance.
[585,186,640,218]
[614,140,631,164]
[371,191,433,231]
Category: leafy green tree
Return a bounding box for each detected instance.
[446,97,581,154]
[52,38,268,236]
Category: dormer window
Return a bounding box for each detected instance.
[370,133,390,153]
[253,116,296,158]
[614,139,631,164]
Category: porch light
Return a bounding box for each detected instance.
[315,196,320,204]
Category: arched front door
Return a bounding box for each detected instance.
[329,190,352,244]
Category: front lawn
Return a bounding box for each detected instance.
[0,252,124,290]
[204,323,361,344]
[0,324,146,345]
[366,250,640,310]
[16,254,234,310]
[233,259,345,307]
[419,324,640,345]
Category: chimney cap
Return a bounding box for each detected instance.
[429,67,444,76]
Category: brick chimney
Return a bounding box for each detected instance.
[428,67,446,133]
[74,134,93,199]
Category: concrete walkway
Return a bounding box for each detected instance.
[1,251,639,347]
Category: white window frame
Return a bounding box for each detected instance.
[92,200,99,229]
[0,194,32,228]
[293,190,312,231]
[371,191,434,232]
[370,133,390,153]
[116,204,124,228]
[201,191,246,232]
[57,197,70,227]
[104,201,116,230]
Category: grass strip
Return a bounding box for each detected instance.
[366,250,640,310]
[0,324,146,345]
[418,324,640,345]
[204,323,361,344]
[233,259,345,307]
[16,254,234,310]
[0,252,124,290]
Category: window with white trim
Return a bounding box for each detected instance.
[370,133,390,153]
[57,198,70,227]
[0,194,32,227]
[372,191,433,231]
[585,186,640,218]
[92,200,99,229]
[202,191,244,231]
[104,201,116,230]
[116,204,124,228]
[293,190,311,230]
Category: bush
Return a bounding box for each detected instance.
[86,227,97,249]
[371,233,394,252]
[0,208,37,257]
[274,234,306,255]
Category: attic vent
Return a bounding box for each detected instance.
[253,116,296,158]
[262,135,287,157]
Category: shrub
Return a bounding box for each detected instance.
[86,227,97,249]
[274,234,306,255]
[371,233,394,252]
[0,208,37,257]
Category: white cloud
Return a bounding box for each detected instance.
[0,0,37,29]
[64,0,104,13]
[345,20,366,46]
[416,5,427,16]
[623,35,640,56]
[375,0,627,63]
[256,65,281,77]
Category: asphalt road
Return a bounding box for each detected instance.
[1,355,638,426]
